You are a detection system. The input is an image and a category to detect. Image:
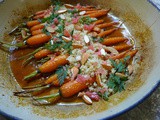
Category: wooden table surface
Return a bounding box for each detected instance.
[0,86,159,120]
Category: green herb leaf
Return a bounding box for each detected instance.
[67,9,79,14]
[55,66,68,85]
[44,40,61,51]
[56,20,65,33]
[79,16,96,25]
[98,92,109,101]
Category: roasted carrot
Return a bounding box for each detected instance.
[31,29,43,36]
[59,77,95,98]
[124,49,138,59]
[35,10,46,15]
[102,37,128,46]
[98,28,117,37]
[85,10,98,15]
[39,54,69,73]
[88,9,111,18]
[97,21,119,29]
[30,24,45,32]
[27,20,41,27]
[26,34,51,46]
[33,14,44,20]
[79,8,98,11]
[113,44,132,51]
[34,49,52,59]
[109,50,129,60]
[93,19,104,25]
[24,54,69,80]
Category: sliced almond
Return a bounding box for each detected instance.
[77,92,85,97]
[115,73,127,78]
[127,65,133,75]
[100,48,106,56]
[84,35,90,44]
[71,66,79,80]
[93,27,101,33]
[91,32,98,37]
[64,4,74,9]
[46,26,55,33]
[79,11,86,16]
[74,25,83,31]
[62,36,72,42]
[81,53,90,65]
[21,29,27,39]
[72,43,83,49]
[96,74,103,87]
[59,14,66,20]
[57,9,67,14]
[102,63,112,70]
[82,94,92,105]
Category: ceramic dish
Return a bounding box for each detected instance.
[0,0,159,119]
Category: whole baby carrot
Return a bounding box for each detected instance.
[30,24,45,32]
[113,43,132,51]
[24,54,69,80]
[102,37,128,46]
[26,20,41,27]
[31,29,43,36]
[26,33,51,46]
[97,21,119,29]
[88,9,111,18]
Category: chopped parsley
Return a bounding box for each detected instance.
[107,56,130,92]
[79,16,97,25]
[55,66,68,85]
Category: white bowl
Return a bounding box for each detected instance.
[0,0,159,119]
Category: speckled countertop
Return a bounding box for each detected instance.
[0,86,159,120]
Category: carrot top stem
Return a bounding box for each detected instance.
[24,70,40,80]
[22,56,34,66]
[18,47,43,60]
[34,92,60,100]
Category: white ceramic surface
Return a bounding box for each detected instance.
[0,0,159,120]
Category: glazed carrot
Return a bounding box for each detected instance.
[30,24,45,32]
[31,29,43,36]
[24,54,69,80]
[98,28,117,37]
[124,49,138,59]
[79,8,98,11]
[88,9,111,18]
[27,34,51,46]
[113,44,132,51]
[102,37,128,46]
[26,20,41,27]
[39,54,69,73]
[33,14,44,20]
[93,19,104,25]
[85,10,98,15]
[34,49,52,59]
[35,10,46,15]
[44,74,70,86]
[101,64,112,70]
[60,77,95,98]
[109,50,129,60]
[97,21,119,29]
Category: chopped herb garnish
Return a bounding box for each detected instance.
[107,56,131,92]
[98,92,109,101]
[62,41,72,53]
[44,40,61,51]
[56,20,65,33]
[79,16,97,25]
[42,27,50,36]
[55,66,68,85]
[41,13,59,23]
[68,9,79,14]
